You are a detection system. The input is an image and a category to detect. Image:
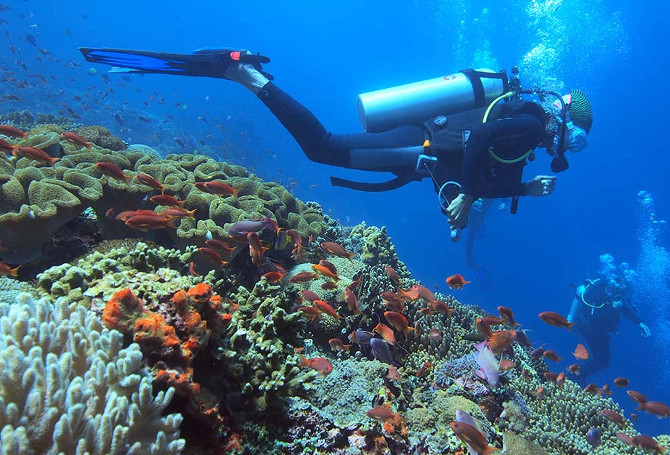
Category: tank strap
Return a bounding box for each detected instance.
[461,69,510,108]
[330,174,419,192]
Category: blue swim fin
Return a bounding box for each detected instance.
[78,47,273,80]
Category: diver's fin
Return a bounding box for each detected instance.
[78,47,273,80]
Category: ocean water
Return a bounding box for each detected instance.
[2,0,670,439]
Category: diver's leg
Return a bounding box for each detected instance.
[579,332,610,381]
[225,64,425,171]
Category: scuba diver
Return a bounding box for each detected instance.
[79,47,592,241]
[567,256,651,382]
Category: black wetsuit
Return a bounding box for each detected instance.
[257,82,546,198]
[572,281,643,380]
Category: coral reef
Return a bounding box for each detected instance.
[0,293,184,454]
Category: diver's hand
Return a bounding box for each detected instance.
[525,175,557,196]
[639,322,651,337]
[447,193,476,230]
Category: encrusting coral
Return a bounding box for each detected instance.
[0,293,184,455]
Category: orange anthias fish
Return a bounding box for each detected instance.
[0,138,16,153]
[373,322,396,345]
[486,330,516,356]
[297,306,322,323]
[497,306,520,327]
[450,421,498,455]
[542,350,562,362]
[0,260,20,277]
[366,404,397,422]
[150,194,185,207]
[415,361,432,378]
[328,338,351,352]
[0,124,27,138]
[298,354,333,375]
[247,232,269,267]
[385,266,401,285]
[320,241,354,261]
[198,247,228,266]
[572,343,589,360]
[12,146,60,165]
[344,287,361,314]
[613,377,630,388]
[600,409,626,428]
[124,214,178,232]
[311,264,340,281]
[261,271,286,284]
[312,300,343,320]
[446,273,471,289]
[96,161,130,182]
[538,311,574,330]
[289,271,318,283]
[384,311,415,337]
[136,173,166,193]
[205,239,236,256]
[61,131,93,148]
[567,363,581,375]
[201,180,238,197]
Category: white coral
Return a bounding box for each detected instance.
[0,293,185,455]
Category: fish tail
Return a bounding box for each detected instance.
[403,327,416,337]
[10,265,20,277]
[298,354,308,367]
[49,157,61,165]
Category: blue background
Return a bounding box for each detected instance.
[2,0,670,436]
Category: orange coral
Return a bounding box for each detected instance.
[102,288,143,332]
[187,282,213,304]
[172,289,190,313]
[155,367,200,396]
[134,311,180,348]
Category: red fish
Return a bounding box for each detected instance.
[584,383,601,396]
[115,209,160,221]
[320,241,354,261]
[415,361,432,378]
[328,338,351,352]
[61,131,92,148]
[446,273,471,289]
[385,266,401,285]
[613,377,630,388]
[297,306,322,323]
[627,390,647,405]
[198,247,228,266]
[124,214,177,232]
[289,272,318,283]
[136,173,166,193]
[298,355,332,375]
[600,409,625,428]
[12,146,59,165]
[344,287,361,314]
[150,194,185,207]
[623,435,667,454]
[497,306,520,327]
[572,343,589,360]
[556,371,566,388]
[287,229,303,259]
[205,239,236,256]
[0,261,20,277]
[428,300,453,315]
[96,161,130,182]
[366,404,397,422]
[499,359,515,371]
[0,138,16,153]
[542,350,562,362]
[312,300,343,320]
[373,323,396,345]
[384,311,415,337]
[567,363,581,375]
[318,259,338,275]
[300,290,320,302]
[0,125,27,138]
[536,386,546,401]
[200,180,238,197]
[640,401,670,418]
[486,330,516,356]
[161,207,196,219]
[321,281,337,290]
[311,264,340,281]
[538,311,574,330]
[247,232,268,267]
[261,271,286,283]
[450,421,498,455]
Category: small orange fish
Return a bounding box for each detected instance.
[497,306,520,327]
[572,343,589,360]
[543,372,559,383]
[556,371,565,388]
[640,401,670,418]
[318,260,338,275]
[536,386,546,401]
[124,214,178,232]
[567,363,581,375]
[600,409,625,428]
[387,365,401,380]
[627,390,647,404]
[0,124,27,138]
[13,146,60,165]
[429,300,453,315]
[205,239,236,256]
[261,271,286,283]
[429,328,441,341]
[373,323,396,345]
[61,131,93,148]
[0,138,16,153]
[300,290,320,302]
[631,413,639,422]
[135,173,166,193]
[289,272,318,283]
[328,338,351,352]
[150,194,185,207]
[161,207,197,219]
[366,404,397,422]
[486,330,516,356]
[344,287,361,314]
[320,241,354,261]
[384,311,415,337]
[415,361,432,378]
[247,232,269,267]
[601,384,613,398]
[312,300,343,320]
[613,377,630,388]
[298,355,333,375]
[476,317,494,338]
[542,350,562,362]
[449,422,498,455]
[311,264,340,281]
[96,161,130,182]
[0,261,20,277]
[198,247,227,266]
[188,261,200,277]
[538,311,574,330]
[584,383,602,396]
[498,359,515,371]
[385,266,401,285]
[201,180,238,197]
[321,281,338,290]
[297,306,322,323]
[446,273,471,289]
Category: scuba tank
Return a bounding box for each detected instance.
[357,69,509,133]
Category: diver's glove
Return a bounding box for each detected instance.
[639,322,651,337]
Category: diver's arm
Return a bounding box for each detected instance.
[621,300,650,336]
[567,296,582,323]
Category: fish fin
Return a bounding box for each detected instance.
[10,265,21,277]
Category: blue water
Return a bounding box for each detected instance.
[2,0,670,437]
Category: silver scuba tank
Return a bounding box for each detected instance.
[357,69,507,133]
